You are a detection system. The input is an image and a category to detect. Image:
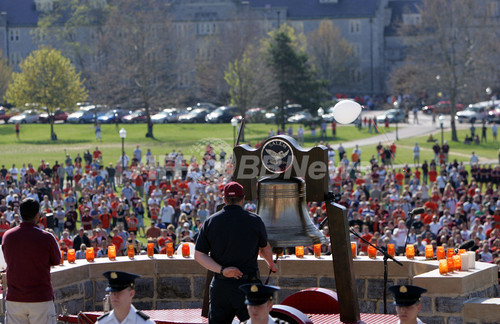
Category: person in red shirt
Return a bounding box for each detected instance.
[0,216,10,244]
[395,170,404,186]
[360,225,373,253]
[81,208,93,233]
[111,228,124,256]
[99,207,112,234]
[93,146,102,161]
[428,168,438,184]
[127,212,139,235]
[2,198,61,323]
[61,230,73,249]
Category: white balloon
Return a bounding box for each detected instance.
[332,100,362,124]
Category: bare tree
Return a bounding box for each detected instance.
[395,0,500,141]
[307,20,358,94]
[95,0,182,138]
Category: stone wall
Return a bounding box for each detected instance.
[51,255,498,323]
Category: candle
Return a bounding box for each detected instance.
[447,248,455,259]
[182,243,190,258]
[166,243,174,257]
[67,249,76,263]
[108,245,116,260]
[295,246,304,258]
[425,245,434,260]
[128,244,135,259]
[387,244,395,257]
[351,242,357,258]
[406,245,415,260]
[459,249,466,255]
[436,246,445,260]
[86,247,94,262]
[453,255,461,271]
[460,253,468,271]
[314,244,321,258]
[60,250,64,265]
[467,251,476,269]
[368,245,377,259]
[147,243,154,258]
[447,256,454,272]
[439,259,448,275]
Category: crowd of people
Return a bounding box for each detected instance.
[0,136,498,268]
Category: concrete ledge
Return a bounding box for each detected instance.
[463,297,500,322]
[414,262,498,295]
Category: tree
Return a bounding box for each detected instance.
[95,0,179,138]
[308,20,357,94]
[0,51,12,102]
[266,25,327,131]
[394,0,500,141]
[5,46,87,140]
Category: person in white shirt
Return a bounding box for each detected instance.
[9,164,18,185]
[159,200,175,227]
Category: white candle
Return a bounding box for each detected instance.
[460,253,468,271]
[467,251,476,269]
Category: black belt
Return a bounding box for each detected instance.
[214,272,260,281]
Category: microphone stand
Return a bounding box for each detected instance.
[349,228,403,314]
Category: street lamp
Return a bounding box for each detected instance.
[119,128,127,173]
[393,101,399,140]
[231,117,238,147]
[486,87,493,108]
[439,115,445,145]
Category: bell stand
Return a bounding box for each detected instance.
[347,226,403,314]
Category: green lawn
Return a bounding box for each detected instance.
[0,122,389,167]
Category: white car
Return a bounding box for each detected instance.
[151,108,181,124]
[455,101,493,124]
[8,110,40,124]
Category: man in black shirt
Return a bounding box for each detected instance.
[195,182,277,324]
[106,163,116,191]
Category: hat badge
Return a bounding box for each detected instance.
[111,272,118,279]
[400,286,407,293]
[251,285,259,293]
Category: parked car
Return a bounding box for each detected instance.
[376,109,406,124]
[205,106,239,123]
[488,106,500,124]
[151,108,181,124]
[0,107,12,123]
[122,109,149,123]
[195,102,217,111]
[455,101,492,124]
[39,109,69,123]
[8,110,40,124]
[178,108,209,123]
[244,107,266,123]
[421,100,464,115]
[287,111,313,124]
[98,108,131,124]
[263,105,303,124]
[67,109,98,124]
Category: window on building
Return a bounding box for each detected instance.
[197,22,216,35]
[402,13,422,26]
[9,52,22,66]
[486,1,499,17]
[350,69,361,83]
[349,20,361,33]
[9,29,20,42]
[177,72,190,87]
[353,43,361,58]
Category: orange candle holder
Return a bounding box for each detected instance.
[108,245,116,261]
[86,247,94,262]
[447,256,454,272]
[182,243,190,258]
[67,249,76,263]
[368,245,377,259]
[387,244,395,257]
[453,255,461,271]
[314,244,321,258]
[425,245,434,260]
[447,248,455,259]
[439,259,448,275]
[458,249,466,255]
[147,243,154,258]
[406,245,415,259]
[436,246,445,260]
[128,244,135,259]
[166,243,174,257]
[351,242,357,258]
[295,246,304,258]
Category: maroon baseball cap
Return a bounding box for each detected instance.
[224,182,244,197]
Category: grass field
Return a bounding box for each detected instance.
[0,122,392,167]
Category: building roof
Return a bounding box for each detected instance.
[385,0,422,35]
[0,0,40,26]
[247,0,380,19]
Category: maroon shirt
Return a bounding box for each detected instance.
[2,222,61,302]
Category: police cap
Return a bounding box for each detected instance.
[239,283,280,306]
[388,285,427,307]
[103,271,140,292]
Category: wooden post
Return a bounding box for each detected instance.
[327,202,361,323]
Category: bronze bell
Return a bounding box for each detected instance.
[256,177,326,248]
